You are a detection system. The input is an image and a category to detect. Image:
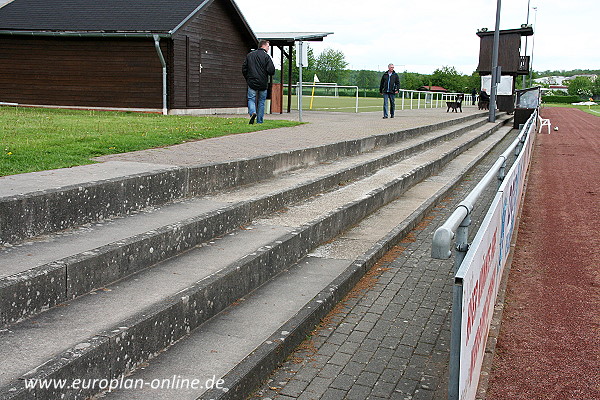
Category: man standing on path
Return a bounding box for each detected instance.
[242,40,275,124]
[380,63,400,119]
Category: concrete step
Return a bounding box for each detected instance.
[0,117,513,400]
[101,125,516,400]
[0,116,502,327]
[0,113,488,246]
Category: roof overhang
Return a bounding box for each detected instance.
[476,26,534,37]
[256,32,333,47]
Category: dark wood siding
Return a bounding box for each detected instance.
[171,0,255,109]
[0,36,163,108]
[477,33,521,74]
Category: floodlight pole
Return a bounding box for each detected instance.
[529,7,537,87]
[522,0,531,89]
[489,0,501,123]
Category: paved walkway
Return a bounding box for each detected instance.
[94,107,485,165]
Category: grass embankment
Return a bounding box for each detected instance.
[0,107,300,177]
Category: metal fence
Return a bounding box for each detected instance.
[292,84,476,113]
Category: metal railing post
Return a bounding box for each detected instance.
[402,90,405,110]
[498,156,507,188]
[448,282,463,400]
[454,214,471,271]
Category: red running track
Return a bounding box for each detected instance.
[487,107,600,399]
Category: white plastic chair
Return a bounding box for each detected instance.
[538,115,551,134]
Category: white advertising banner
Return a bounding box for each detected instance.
[456,194,502,400]
[498,122,535,269]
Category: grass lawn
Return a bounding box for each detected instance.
[290,94,451,112]
[542,102,600,117]
[0,106,300,177]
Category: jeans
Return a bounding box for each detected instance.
[247,87,268,123]
[383,93,396,117]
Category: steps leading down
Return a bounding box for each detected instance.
[0,113,514,400]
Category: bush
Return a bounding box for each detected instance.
[541,95,581,103]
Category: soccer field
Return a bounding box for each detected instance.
[288,95,454,113]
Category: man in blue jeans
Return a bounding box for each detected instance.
[379,64,400,119]
[242,40,275,124]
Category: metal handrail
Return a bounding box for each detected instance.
[431,110,537,264]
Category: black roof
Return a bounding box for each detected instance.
[0,0,249,35]
[476,26,534,38]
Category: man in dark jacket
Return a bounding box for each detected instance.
[471,88,478,105]
[242,40,275,124]
[379,64,400,118]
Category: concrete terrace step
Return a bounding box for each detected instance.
[0,112,488,246]
[103,125,516,400]
[0,115,505,327]
[0,117,514,400]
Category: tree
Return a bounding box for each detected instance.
[465,72,481,92]
[592,77,600,97]
[566,76,593,98]
[282,45,317,84]
[431,66,467,93]
[314,48,348,83]
[401,72,426,90]
[354,70,380,89]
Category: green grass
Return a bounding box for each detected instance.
[291,95,452,112]
[542,102,600,117]
[0,106,300,177]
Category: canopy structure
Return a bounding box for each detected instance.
[256,32,333,113]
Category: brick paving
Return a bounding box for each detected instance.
[249,129,517,400]
[93,107,484,166]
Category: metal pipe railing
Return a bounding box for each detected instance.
[431,109,537,265]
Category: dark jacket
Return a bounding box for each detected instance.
[380,71,400,94]
[242,48,275,91]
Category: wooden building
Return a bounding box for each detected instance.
[475,26,533,113]
[0,0,257,114]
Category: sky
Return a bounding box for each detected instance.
[235,0,599,75]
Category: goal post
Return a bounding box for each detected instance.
[295,83,359,112]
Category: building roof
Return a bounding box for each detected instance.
[419,85,448,92]
[0,0,253,37]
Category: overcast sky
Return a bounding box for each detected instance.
[235,0,598,75]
